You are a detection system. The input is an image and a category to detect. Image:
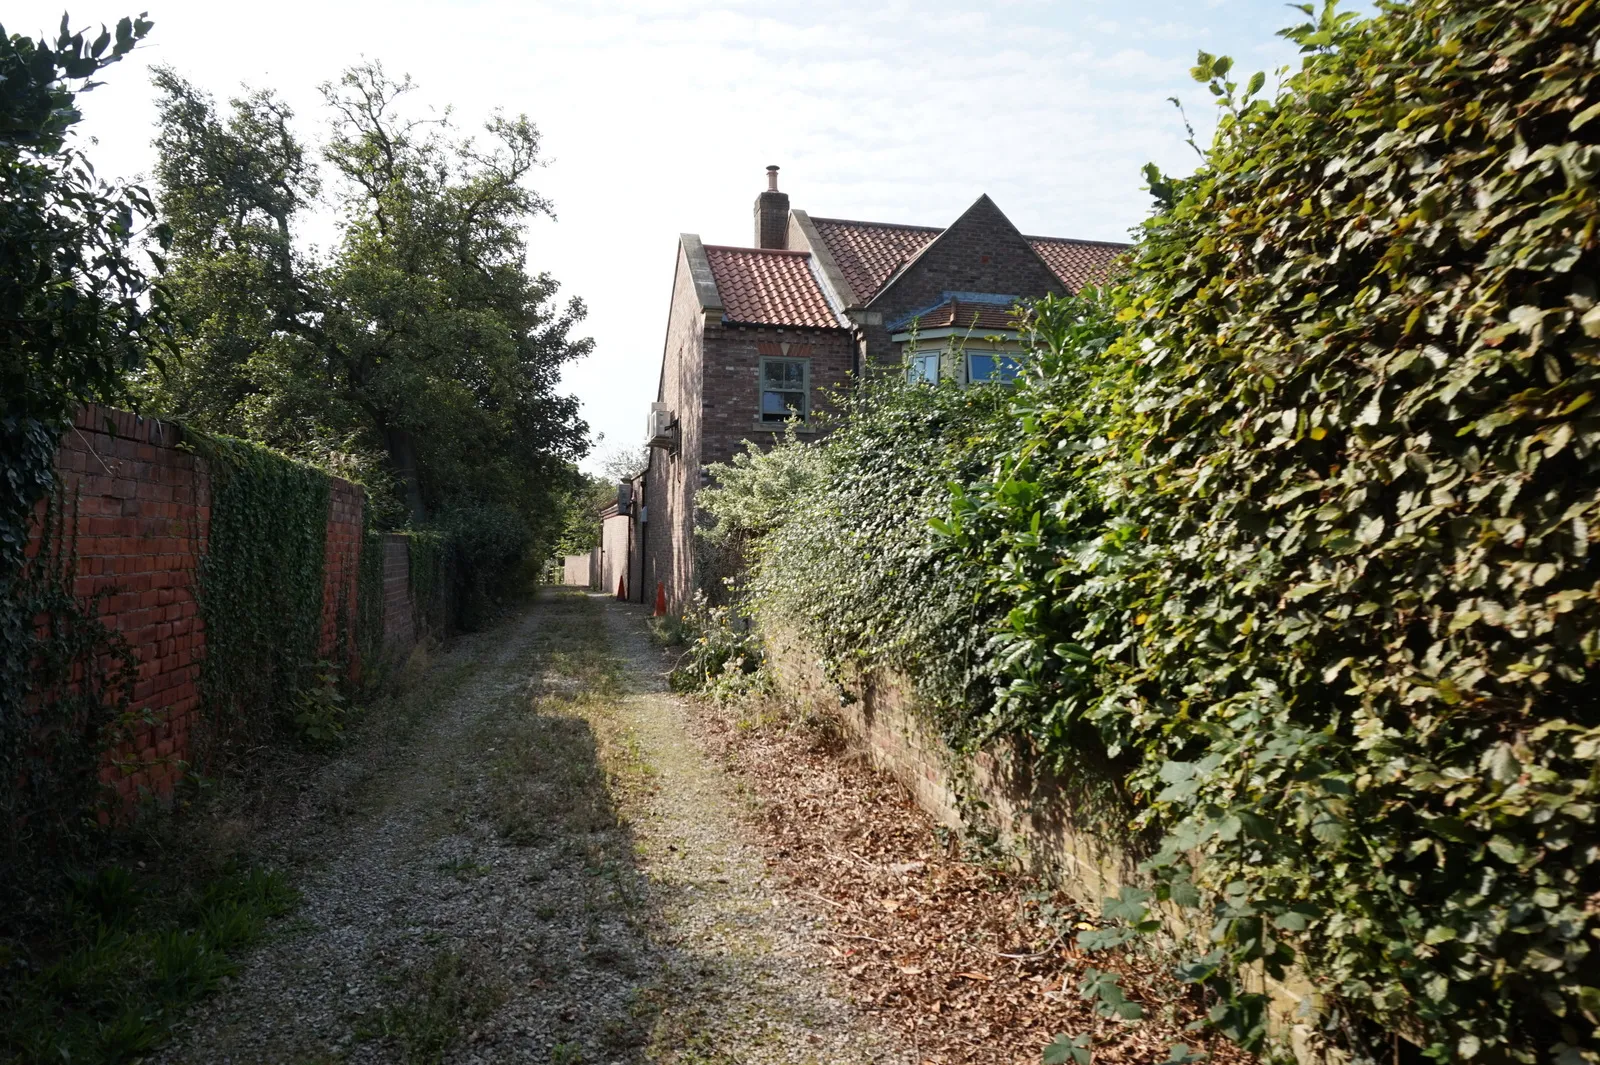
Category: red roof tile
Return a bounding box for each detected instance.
[809,218,940,303]
[909,299,1022,332]
[1027,236,1127,291]
[703,246,840,329]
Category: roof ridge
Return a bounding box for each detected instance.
[1024,234,1132,248]
[809,216,944,234]
[702,244,813,256]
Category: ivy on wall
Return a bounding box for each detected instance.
[187,432,330,751]
[0,492,138,888]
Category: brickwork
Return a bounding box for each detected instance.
[321,480,364,664]
[381,534,416,654]
[860,195,1066,367]
[642,244,705,612]
[49,406,208,803]
[25,404,415,808]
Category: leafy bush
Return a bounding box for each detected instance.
[665,593,769,703]
[746,1,1600,1061]
[718,371,1019,729]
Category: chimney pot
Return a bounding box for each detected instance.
[766,165,780,191]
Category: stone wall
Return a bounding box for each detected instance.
[766,630,1327,1062]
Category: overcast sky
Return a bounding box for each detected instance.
[12,0,1320,474]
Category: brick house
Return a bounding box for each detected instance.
[610,167,1126,611]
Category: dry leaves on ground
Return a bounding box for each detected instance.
[687,698,1253,1065]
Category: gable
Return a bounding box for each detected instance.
[868,195,1065,315]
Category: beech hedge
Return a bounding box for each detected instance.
[734,1,1600,1061]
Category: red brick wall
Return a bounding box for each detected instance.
[36,404,369,806]
[322,480,364,664]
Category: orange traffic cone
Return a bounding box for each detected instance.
[653,582,667,617]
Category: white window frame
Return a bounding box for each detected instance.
[907,350,940,384]
[758,356,811,423]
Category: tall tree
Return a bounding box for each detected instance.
[143,67,317,434]
[144,62,591,533]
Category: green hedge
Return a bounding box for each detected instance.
[736,1,1600,1061]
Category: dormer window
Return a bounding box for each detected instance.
[760,357,810,422]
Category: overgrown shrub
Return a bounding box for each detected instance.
[665,592,768,702]
[746,1,1600,1061]
[712,373,1017,726]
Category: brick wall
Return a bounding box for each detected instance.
[52,406,208,803]
[33,404,388,806]
[321,480,364,663]
[381,534,416,655]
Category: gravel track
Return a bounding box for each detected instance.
[156,587,907,1065]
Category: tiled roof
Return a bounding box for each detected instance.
[905,299,1022,332]
[703,246,841,329]
[1027,236,1127,291]
[809,218,940,303]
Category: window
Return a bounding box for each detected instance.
[907,352,939,384]
[760,357,809,422]
[967,352,1022,384]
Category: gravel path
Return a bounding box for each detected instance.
[157,587,908,1065]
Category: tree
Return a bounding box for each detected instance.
[1,11,163,872]
[143,62,592,542]
[141,67,317,437]
[2,13,164,571]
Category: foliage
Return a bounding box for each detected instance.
[719,362,1023,735]
[188,432,331,751]
[0,863,298,1065]
[290,662,349,747]
[698,425,826,545]
[0,12,164,870]
[433,502,534,628]
[140,62,591,541]
[0,493,139,889]
[665,593,768,703]
[553,468,614,557]
[747,1,1600,1061]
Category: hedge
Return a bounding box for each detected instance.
[731,1,1600,1061]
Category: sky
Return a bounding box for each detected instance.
[10,0,1321,475]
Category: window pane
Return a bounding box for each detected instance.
[908,353,938,384]
[968,354,997,382]
[761,389,805,420]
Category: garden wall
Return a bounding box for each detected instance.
[766,632,1327,1063]
[36,405,424,805]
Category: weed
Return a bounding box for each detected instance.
[0,863,299,1064]
[356,948,505,1064]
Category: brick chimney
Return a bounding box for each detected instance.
[754,165,789,249]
